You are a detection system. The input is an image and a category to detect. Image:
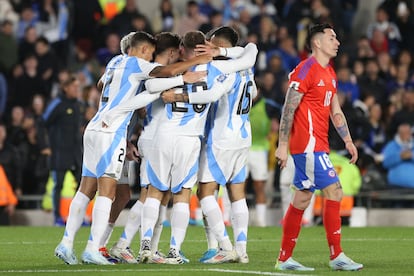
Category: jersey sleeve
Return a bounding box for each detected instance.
[288,61,313,94]
[101,91,160,126]
[219,46,244,58]
[212,43,258,74]
[145,75,184,93]
[136,58,161,78]
[188,73,235,104]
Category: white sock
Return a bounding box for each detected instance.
[231,199,248,256]
[256,203,267,226]
[61,191,90,249]
[141,197,160,249]
[100,222,114,248]
[86,196,112,251]
[170,202,189,251]
[200,196,232,251]
[203,215,218,249]
[117,200,143,249]
[151,204,166,253]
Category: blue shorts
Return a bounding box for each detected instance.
[292,152,339,192]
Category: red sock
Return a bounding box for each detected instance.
[278,204,304,262]
[323,199,343,260]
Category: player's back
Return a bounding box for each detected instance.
[155,62,224,136]
[206,68,256,149]
[87,56,154,134]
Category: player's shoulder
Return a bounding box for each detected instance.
[291,56,318,80]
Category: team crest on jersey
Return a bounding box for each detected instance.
[217,74,227,83]
[328,169,336,178]
[332,79,336,88]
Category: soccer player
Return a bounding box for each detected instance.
[140,30,257,265]
[274,24,363,271]
[108,32,190,264]
[161,26,257,264]
[54,31,210,265]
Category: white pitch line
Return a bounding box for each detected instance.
[2,268,311,276]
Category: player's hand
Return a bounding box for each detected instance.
[195,41,220,57]
[345,141,358,164]
[161,89,176,103]
[275,145,288,169]
[183,70,207,83]
[126,140,139,162]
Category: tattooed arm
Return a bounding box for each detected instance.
[330,94,358,164]
[275,87,304,168]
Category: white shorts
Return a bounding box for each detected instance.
[247,150,268,181]
[146,134,201,193]
[137,137,151,187]
[198,143,248,185]
[118,160,136,186]
[82,129,126,180]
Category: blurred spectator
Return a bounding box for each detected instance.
[0,121,23,196]
[34,36,59,97]
[8,54,45,110]
[382,123,414,189]
[152,0,178,33]
[199,10,223,35]
[395,1,414,52]
[71,0,103,49]
[0,0,19,27]
[0,164,18,225]
[40,75,83,225]
[271,36,300,73]
[387,64,414,95]
[337,67,360,103]
[361,102,387,170]
[369,27,389,55]
[6,106,27,149]
[15,5,38,41]
[366,5,401,57]
[96,32,120,67]
[387,89,414,138]
[18,25,38,63]
[358,58,388,106]
[174,0,208,36]
[0,20,18,75]
[355,36,375,61]
[198,0,217,17]
[68,41,101,87]
[376,52,394,81]
[109,0,152,36]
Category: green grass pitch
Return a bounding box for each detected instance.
[0,226,412,275]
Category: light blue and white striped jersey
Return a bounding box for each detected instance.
[155,61,226,136]
[205,68,256,149]
[86,55,158,135]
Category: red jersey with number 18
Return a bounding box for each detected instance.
[287,56,337,155]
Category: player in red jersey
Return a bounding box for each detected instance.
[274,23,363,271]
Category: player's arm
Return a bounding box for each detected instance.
[330,93,358,164]
[145,71,207,93]
[149,54,212,77]
[212,43,258,74]
[161,74,235,104]
[275,87,303,168]
[97,74,104,91]
[195,41,245,58]
[101,90,159,127]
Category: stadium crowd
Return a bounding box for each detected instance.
[1,0,414,224]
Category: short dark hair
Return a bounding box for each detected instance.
[182,31,205,50]
[208,26,239,47]
[130,31,156,49]
[306,23,333,51]
[154,32,181,56]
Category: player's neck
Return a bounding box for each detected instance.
[154,55,168,66]
[313,52,331,68]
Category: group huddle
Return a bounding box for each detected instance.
[54,26,258,266]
